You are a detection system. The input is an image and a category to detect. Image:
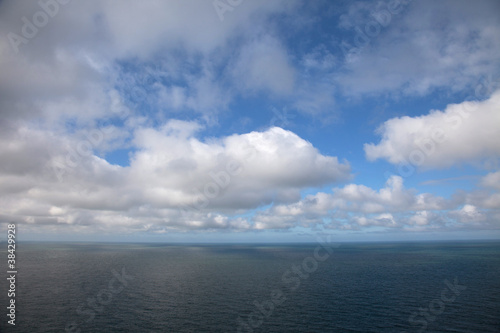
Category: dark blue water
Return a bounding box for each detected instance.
[1,241,499,332]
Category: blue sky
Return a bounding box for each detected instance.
[0,0,499,242]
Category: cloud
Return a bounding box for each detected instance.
[0,123,350,232]
[463,172,500,210]
[1,1,498,239]
[364,90,500,169]
[335,0,500,96]
[97,0,298,57]
[252,175,449,229]
[0,0,296,58]
[449,204,486,224]
[231,35,296,96]
[480,171,500,190]
[129,124,351,210]
[252,175,499,231]
[0,122,496,235]
[0,0,300,126]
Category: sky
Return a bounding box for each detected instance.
[0,0,499,243]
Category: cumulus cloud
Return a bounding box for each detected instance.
[0,123,350,232]
[449,204,486,224]
[364,90,500,169]
[1,122,496,235]
[252,175,498,231]
[129,124,351,210]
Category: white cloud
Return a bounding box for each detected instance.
[450,204,486,224]
[335,0,500,96]
[481,171,500,190]
[0,122,496,235]
[0,0,300,127]
[129,124,351,210]
[250,174,500,231]
[365,90,500,169]
[461,172,500,210]
[0,123,350,232]
[97,0,297,57]
[1,0,498,239]
[409,210,431,226]
[231,35,296,96]
[252,175,453,230]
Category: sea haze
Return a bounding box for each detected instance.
[1,241,499,332]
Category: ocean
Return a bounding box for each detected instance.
[1,241,499,332]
